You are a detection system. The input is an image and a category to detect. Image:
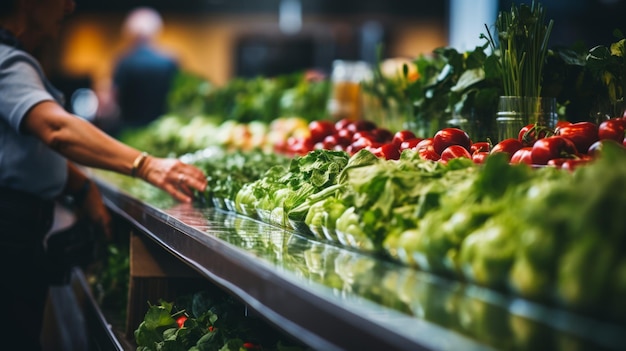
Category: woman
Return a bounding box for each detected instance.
[0,0,207,349]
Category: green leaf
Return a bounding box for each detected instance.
[450,68,485,93]
[144,304,176,330]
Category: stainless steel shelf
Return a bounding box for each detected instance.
[96,176,625,351]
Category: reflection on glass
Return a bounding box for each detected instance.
[96,170,625,351]
[198,208,624,351]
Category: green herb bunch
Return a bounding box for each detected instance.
[486,1,554,97]
[586,33,626,119]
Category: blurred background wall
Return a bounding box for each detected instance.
[43,0,625,105]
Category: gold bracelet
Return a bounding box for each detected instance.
[130,152,149,177]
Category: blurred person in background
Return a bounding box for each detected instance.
[97,6,179,137]
[0,1,206,349]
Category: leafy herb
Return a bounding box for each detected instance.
[585,33,626,118]
[135,289,309,351]
[485,0,554,97]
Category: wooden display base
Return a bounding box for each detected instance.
[125,231,210,338]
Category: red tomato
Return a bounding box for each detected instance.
[555,120,572,129]
[510,147,533,165]
[432,128,471,154]
[415,138,434,151]
[372,128,394,143]
[371,142,401,160]
[547,157,591,171]
[287,136,315,155]
[418,145,440,161]
[400,138,422,150]
[337,128,354,140]
[347,119,377,133]
[347,137,379,155]
[556,121,598,154]
[176,316,188,328]
[352,130,377,142]
[309,120,336,143]
[472,151,489,164]
[439,145,471,163]
[322,134,351,150]
[490,138,523,161]
[598,118,626,142]
[518,123,552,147]
[470,141,490,155]
[392,130,417,146]
[561,158,592,171]
[587,139,622,157]
[335,118,353,131]
[531,136,578,165]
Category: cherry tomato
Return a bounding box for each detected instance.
[433,128,471,154]
[371,142,401,160]
[556,121,598,154]
[286,136,315,156]
[400,138,422,151]
[308,120,336,143]
[415,138,434,151]
[490,138,523,161]
[347,137,379,155]
[334,118,353,131]
[322,134,351,150]
[472,151,489,164]
[531,136,578,165]
[176,316,188,328]
[598,118,626,143]
[392,130,417,147]
[470,141,490,155]
[439,144,471,163]
[418,144,440,161]
[352,130,377,142]
[510,147,533,165]
[337,128,354,140]
[372,128,394,143]
[347,119,377,133]
[518,123,552,147]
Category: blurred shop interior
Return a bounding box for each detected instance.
[47,0,626,113]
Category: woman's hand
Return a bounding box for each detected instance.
[137,156,207,203]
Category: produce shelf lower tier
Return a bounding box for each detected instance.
[96,176,625,351]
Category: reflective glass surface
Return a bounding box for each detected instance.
[96,172,625,351]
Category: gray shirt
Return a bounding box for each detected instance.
[0,44,67,199]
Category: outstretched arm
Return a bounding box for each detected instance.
[23,100,207,202]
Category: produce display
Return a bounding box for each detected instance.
[135,288,309,351]
[98,3,626,349]
[176,113,626,326]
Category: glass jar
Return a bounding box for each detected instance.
[496,96,525,142]
[495,96,557,142]
[327,60,372,121]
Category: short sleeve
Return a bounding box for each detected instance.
[0,50,55,133]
